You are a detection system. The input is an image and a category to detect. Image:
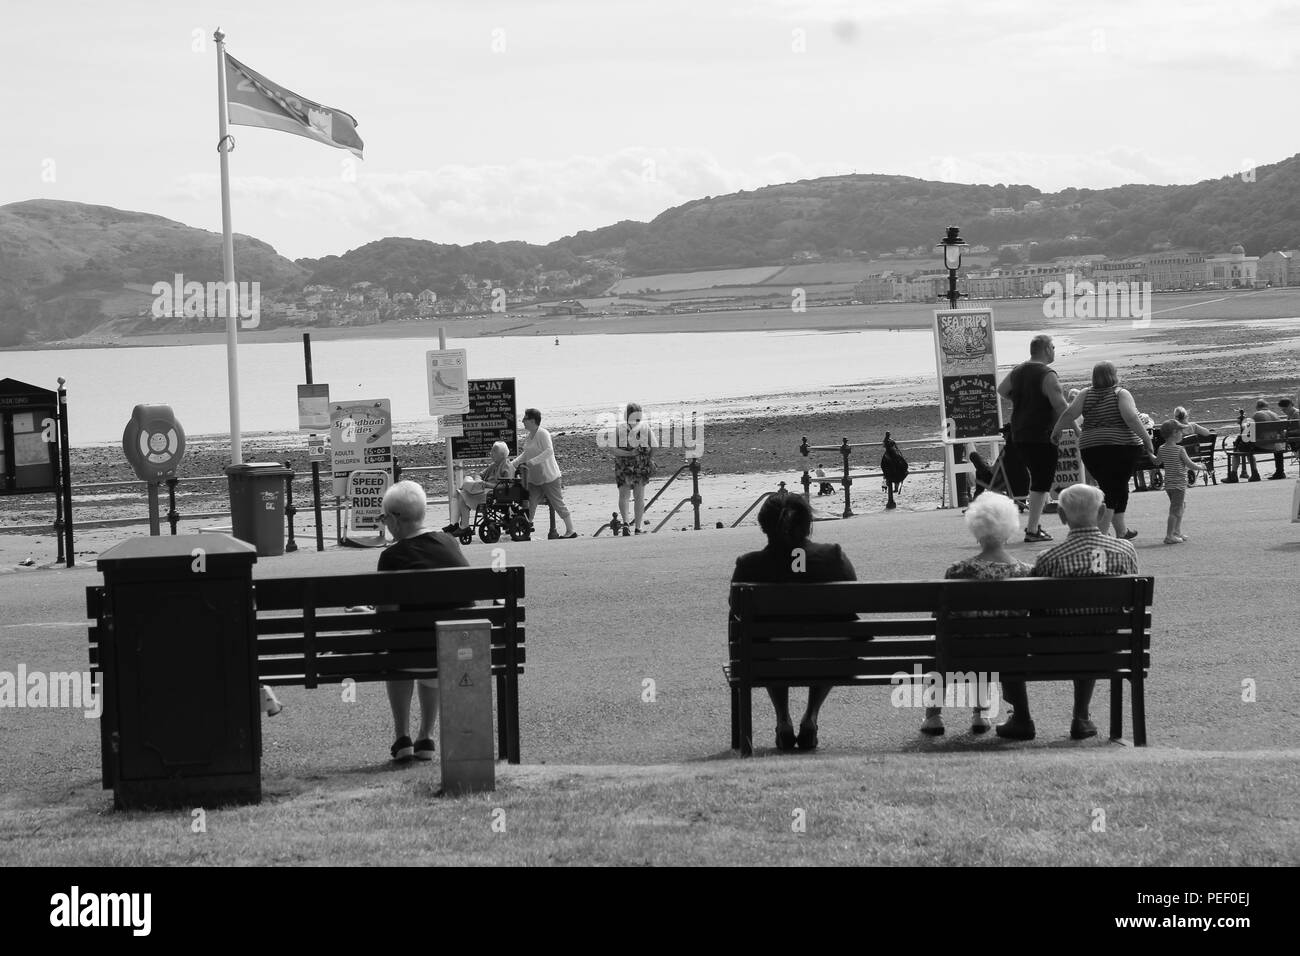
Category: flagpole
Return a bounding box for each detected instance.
[215,28,242,465]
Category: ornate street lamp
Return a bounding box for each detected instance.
[936,225,968,309]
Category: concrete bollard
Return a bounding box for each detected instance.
[436,619,496,795]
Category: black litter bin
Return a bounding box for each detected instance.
[226,462,292,556]
[89,533,260,809]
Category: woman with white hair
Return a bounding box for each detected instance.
[444,441,514,536]
[920,493,1033,736]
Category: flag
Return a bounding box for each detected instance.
[224,53,364,158]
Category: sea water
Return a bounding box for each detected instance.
[2,327,1041,446]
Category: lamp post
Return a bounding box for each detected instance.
[937,225,968,309]
[936,225,971,506]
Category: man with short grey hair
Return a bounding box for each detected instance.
[376,480,470,763]
[996,483,1138,741]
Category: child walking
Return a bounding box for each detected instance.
[1157,420,1205,543]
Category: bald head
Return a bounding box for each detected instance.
[1030,334,1054,360]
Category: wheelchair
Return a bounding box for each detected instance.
[458,474,533,545]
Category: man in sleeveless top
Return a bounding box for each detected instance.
[997,334,1068,542]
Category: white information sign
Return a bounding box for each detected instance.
[347,469,392,534]
[427,349,470,415]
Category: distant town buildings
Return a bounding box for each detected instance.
[853,242,1286,304]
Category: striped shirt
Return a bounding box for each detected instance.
[1158,441,1191,491]
[1079,386,1142,448]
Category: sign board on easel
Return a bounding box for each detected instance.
[1050,428,1088,496]
[933,309,1003,505]
[347,469,391,537]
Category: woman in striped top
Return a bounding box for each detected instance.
[1050,362,1156,539]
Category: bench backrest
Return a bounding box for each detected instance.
[254,566,525,688]
[1249,420,1299,445]
[729,576,1153,685]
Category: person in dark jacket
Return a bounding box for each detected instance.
[377,480,471,763]
[730,494,856,752]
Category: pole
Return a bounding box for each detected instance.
[304,333,325,551]
[166,477,179,534]
[439,326,456,527]
[147,483,161,536]
[946,267,970,507]
[215,29,242,465]
[283,461,298,552]
[57,380,74,567]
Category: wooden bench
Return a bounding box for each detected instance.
[727,576,1153,756]
[254,566,526,763]
[87,565,527,766]
[1224,419,1299,480]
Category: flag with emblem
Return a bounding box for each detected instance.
[224,53,364,158]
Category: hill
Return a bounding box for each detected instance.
[0,199,307,345]
[5,154,1300,344]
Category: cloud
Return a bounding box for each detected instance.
[917,149,1203,191]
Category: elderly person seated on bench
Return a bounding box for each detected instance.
[921,493,1032,737]
[996,483,1138,741]
[377,479,471,763]
[730,493,856,752]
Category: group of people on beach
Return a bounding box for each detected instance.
[440,403,658,541]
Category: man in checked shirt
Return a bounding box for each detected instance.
[996,483,1138,741]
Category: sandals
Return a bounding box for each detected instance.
[1024,528,1053,542]
[561,531,579,539]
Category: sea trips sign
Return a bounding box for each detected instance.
[933,308,1002,441]
[451,378,518,460]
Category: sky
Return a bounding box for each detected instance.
[2,0,1297,261]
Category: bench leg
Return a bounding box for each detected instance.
[507,669,521,764]
[1132,674,1147,747]
[730,684,740,751]
[739,684,753,757]
[1108,677,1123,741]
[496,673,508,760]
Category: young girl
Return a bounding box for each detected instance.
[1157,420,1205,543]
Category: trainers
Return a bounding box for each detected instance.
[391,736,414,763]
[920,713,945,736]
[413,738,435,761]
[1024,528,1053,542]
[1268,473,1287,480]
[260,685,283,717]
[1164,536,1181,545]
[1122,529,1139,540]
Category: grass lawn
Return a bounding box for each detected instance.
[3,749,1296,866]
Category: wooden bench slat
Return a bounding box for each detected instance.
[735,581,945,614]
[254,567,524,610]
[941,632,1144,655]
[256,628,524,656]
[256,606,526,635]
[257,644,526,668]
[257,657,525,680]
[736,638,938,659]
[737,619,938,639]
[749,659,939,680]
[938,653,1149,674]
[942,616,1143,636]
